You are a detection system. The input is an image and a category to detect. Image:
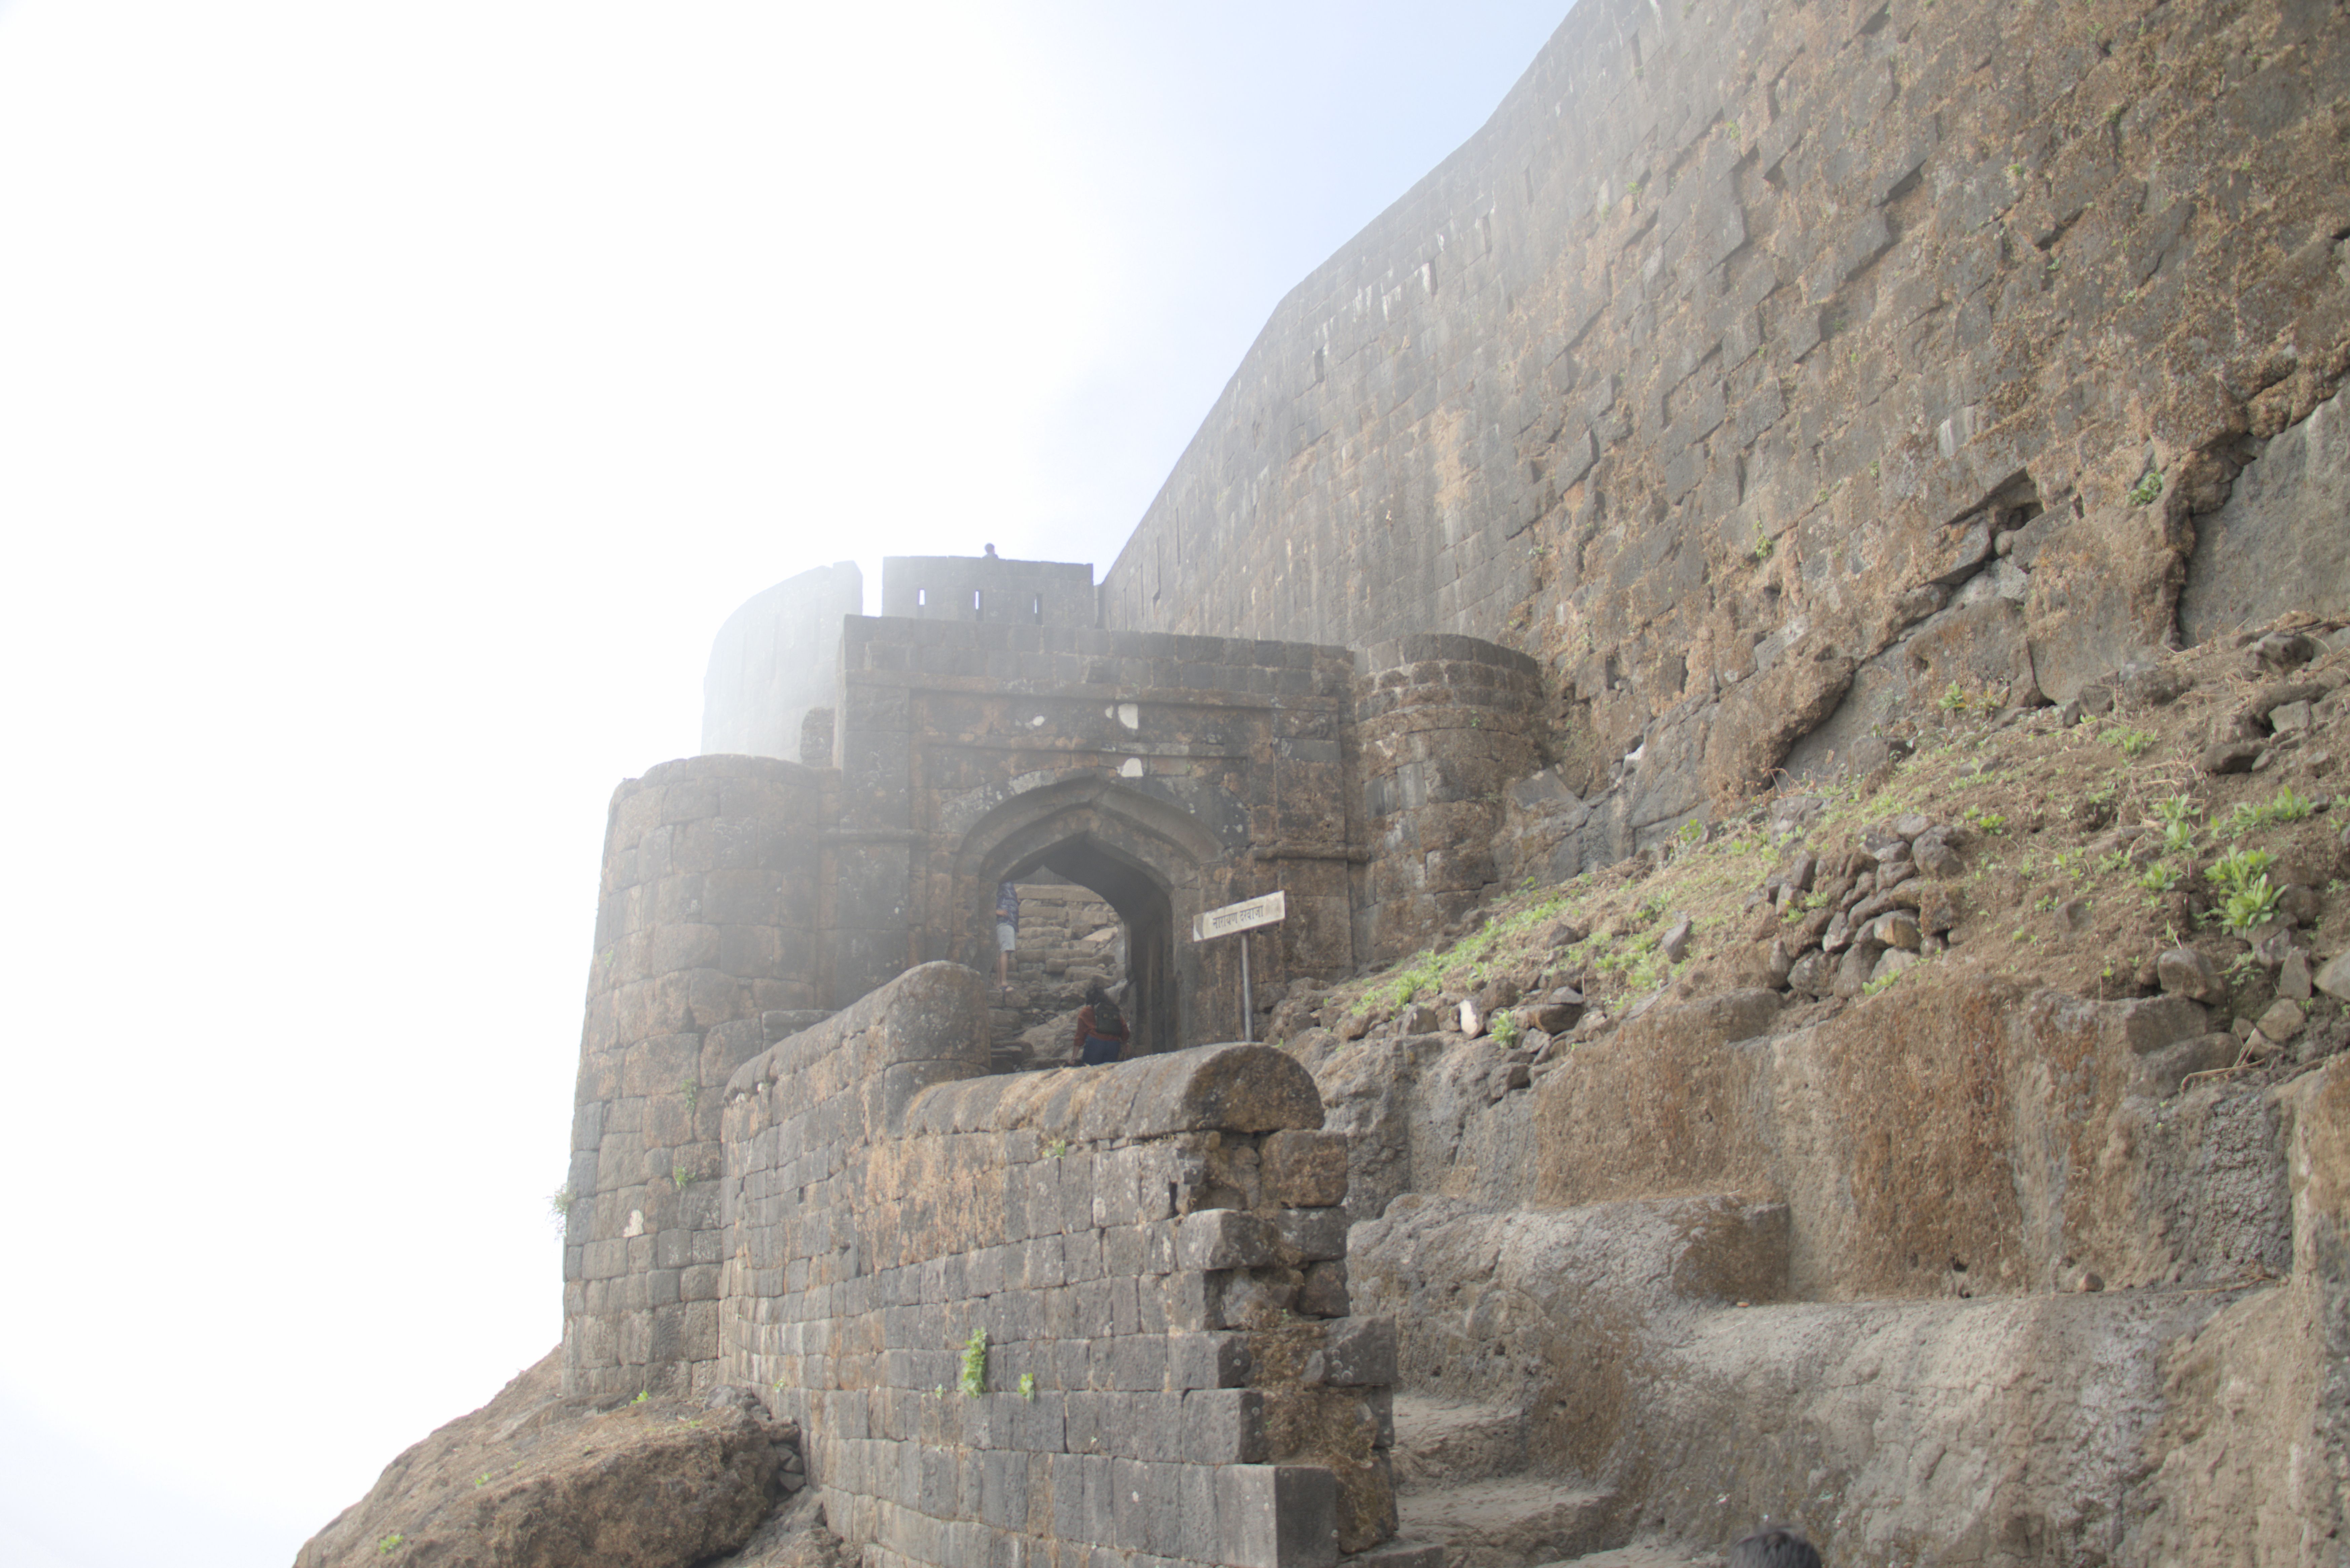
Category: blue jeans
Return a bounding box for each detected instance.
[1080,1033,1124,1066]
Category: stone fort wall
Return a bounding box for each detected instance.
[716,965,1397,1566]
[564,3,2350,1563]
[1101,0,2350,824]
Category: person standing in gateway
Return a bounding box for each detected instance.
[994,881,1020,997]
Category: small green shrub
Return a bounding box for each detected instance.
[2100,726,2156,758]
[959,1327,989,1397]
[1861,961,1918,997]
[2222,787,2316,839]
[1019,1373,1037,1400]
[2127,470,2164,506]
[2207,846,2276,893]
[2138,864,2179,893]
[2221,875,2282,936]
[1489,1009,1522,1048]
[378,1536,405,1555]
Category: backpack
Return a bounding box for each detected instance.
[1090,995,1126,1037]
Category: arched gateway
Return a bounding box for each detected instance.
[954,775,1226,1058]
[560,567,1551,1400]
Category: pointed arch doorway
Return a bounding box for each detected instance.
[953,776,1227,1058]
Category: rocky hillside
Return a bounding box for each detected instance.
[1261,615,2350,1565]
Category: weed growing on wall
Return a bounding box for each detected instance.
[959,1327,989,1396]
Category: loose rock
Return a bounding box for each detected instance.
[2203,739,2264,774]
[2156,947,2225,1002]
[1660,918,1694,962]
[2258,997,2308,1041]
[2278,950,2313,1002]
[2315,950,2350,1002]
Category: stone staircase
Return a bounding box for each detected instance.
[1364,1395,1621,1568]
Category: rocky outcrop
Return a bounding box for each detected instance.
[294,1352,821,1568]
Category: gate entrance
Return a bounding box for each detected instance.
[958,776,1221,1059]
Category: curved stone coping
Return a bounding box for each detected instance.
[620,751,818,800]
[903,1042,1325,1144]
[1361,632,1542,680]
[725,960,987,1100]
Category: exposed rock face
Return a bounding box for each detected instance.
[2182,385,2350,643]
[1311,977,2347,1563]
[294,1352,816,1568]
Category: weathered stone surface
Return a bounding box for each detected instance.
[1310,1319,1397,1389]
[2317,949,2350,1002]
[2257,997,2307,1043]
[1217,1465,1337,1568]
[2181,389,2350,642]
[2157,946,2224,1002]
[295,1352,791,1568]
[1263,1129,1351,1209]
[2203,739,2264,774]
[1182,1209,1285,1271]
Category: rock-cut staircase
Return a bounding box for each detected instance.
[1356,1395,1619,1568]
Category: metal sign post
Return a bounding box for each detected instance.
[1190,891,1287,1042]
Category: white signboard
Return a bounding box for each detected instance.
[1192,890,1287,941]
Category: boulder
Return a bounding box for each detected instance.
[2157,947,2225,1002]
[294,1353,791,1568]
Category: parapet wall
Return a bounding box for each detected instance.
[880,556,1098,627]
[715,963,1399,1566]
[1103,0,2350,823]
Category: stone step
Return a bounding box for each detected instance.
[1391,1396,1530,1490]
[1397,1478,1615,1568]
[1531,1547,1714,1568]
[1345,1543,1446,1567]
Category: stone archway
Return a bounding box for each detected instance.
[953,776,1229,1057]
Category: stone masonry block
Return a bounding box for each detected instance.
[1274,1208,1349,1263]
[1168,1331,1254,1390]
[1307,1317,1395,1388]
[1261,1131,1350,1208]
[1166,1270,1229,1332]
[1182,1388,1269,1464]
[1179,1209,1282,1271]
[1217,1464,1338,1568]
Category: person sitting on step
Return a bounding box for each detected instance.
[1727,1527,1822,1568]
[1073,981,1129,1066]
